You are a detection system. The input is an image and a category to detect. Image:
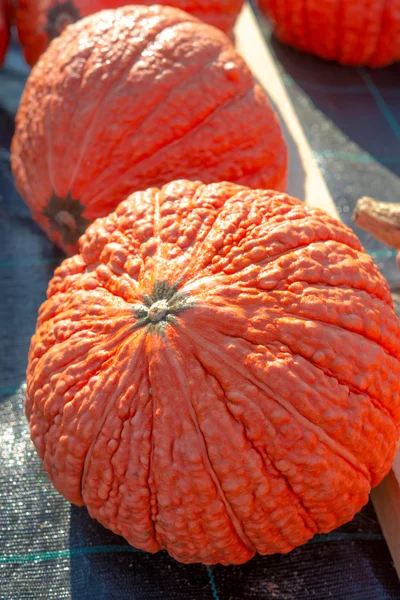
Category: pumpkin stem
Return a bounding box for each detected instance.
[45,0,81,41]
[147,300,170,323]
[353,197,400,250]
[54,210,77,232]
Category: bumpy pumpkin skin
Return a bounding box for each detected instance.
[258,0,400,68]
[11,5,287,256]
[27,180,400,565]
[16,0,245,66]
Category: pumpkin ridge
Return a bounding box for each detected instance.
[230,319,398,456]
[29,316,136,410]
[341,0,369,65]
[163,87,286,189]
[67,14,203,196]
[80,341,160,553]
[140,341,161,550]
[190,319,396,485]
[368,0,388,65]
[195,200,363,277]
[152,187,163,284]
[28,316,136,414]
[182,327,372,484]
[302,0,310,54]
[334,0,343,60]
[269,332,399,424]
[29,319,100,367]
[60,13,196,199]
[38,354,115,502]
[168,186,251,278]
[287,343,398,428]
[267,300,400,362]
[145,384,161,548]
[296,279,392,308]
[275,0,288,42]
[38,10,115,200]
[84,83,255,211]
[193,355,319,541]
[80,332,147,503]
[188,343,333,545]
[255,444,318,538]
[229,237,390,306]
[179,193,297,277]
[162,347,257,554]
[48,9,129,190]
[206,234,359,280]
[233,145,287,189]
[30,328,105,386]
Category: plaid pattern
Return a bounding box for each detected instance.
[1,10,400,598]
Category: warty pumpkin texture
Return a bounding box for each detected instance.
[27,179,400,565]
[16,0,245,66]
[257,0,400,67]
[11,4,287,256]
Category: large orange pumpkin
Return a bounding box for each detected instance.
[257,0,400,67]
[11,5,287,256]
[16,0,245,66]
[0,0,11,66]
[27,179,400,565]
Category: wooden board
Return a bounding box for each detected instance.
[235,2,400,580]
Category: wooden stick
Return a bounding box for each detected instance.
[353,196,400,574]
[371,454,400,576]
[353,197,400,250]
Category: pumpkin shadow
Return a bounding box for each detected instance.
[0,58,64,397]
[68,505,215,600]
[68,500,398,600]
[251,4,400,183]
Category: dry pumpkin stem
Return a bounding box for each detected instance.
[45,0,81,41]
[43,191,90,248]
[353,197,400,250]
[132,280,194,335]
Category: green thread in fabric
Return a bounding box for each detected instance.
[0,534,385,565]
[206,566,220,600]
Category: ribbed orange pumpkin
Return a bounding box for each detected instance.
[16,0,245,66]
[11,5,287,256]
[0,0,11,66]
[258,0,400,67]
[27,179,400,565]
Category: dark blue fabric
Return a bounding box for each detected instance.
[1,14,400,599]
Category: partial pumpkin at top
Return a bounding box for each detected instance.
[0,0,12,66]
[257,0,400,67]
[16,0,245,66]
[11,4,288,255]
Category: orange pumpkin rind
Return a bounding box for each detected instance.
[27,181,400,565]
